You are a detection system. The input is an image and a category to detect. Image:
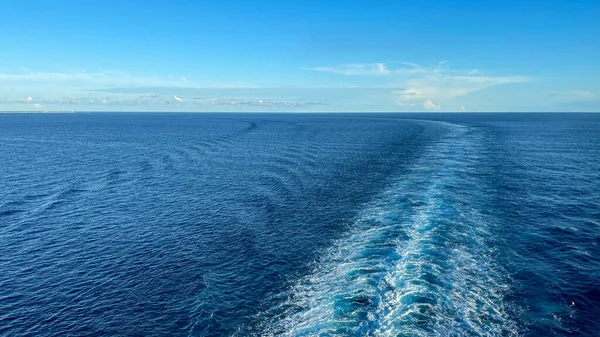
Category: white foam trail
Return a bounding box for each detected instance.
[257,124,520,336]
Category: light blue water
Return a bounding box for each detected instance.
[0,113,598,336]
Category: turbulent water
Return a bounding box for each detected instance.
[1,113,599,336]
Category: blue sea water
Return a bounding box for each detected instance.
[0,113,598,336]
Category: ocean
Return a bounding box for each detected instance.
[0,113,598,336]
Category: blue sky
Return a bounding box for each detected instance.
[1,0,599,112]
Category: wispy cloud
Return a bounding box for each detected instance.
[0,70,261,97]
[305,61,532,109]
[305,63,391,76]
[549,90,595,100]
[306,61,476,77]
[0,70,273,111]
[206,98,327,107]
[390,62,531,107]
[392,74,531,101]
[0,70,192,89]
[0,63,539,112]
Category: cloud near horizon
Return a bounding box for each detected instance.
[0,62,596,112]
[308,61,533,110]
[424,99,441,111]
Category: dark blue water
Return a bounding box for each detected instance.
[0,113,598,336]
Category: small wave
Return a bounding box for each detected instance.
[0,208,24,216]
[243,121,259,133]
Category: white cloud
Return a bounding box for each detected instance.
[307,61,532,106]
[0,70,264,112]
[305,63,391,76]
[460,105,466,111]
[424,99,440,111]
[393,75,531,101]
[0,62,538,112]
[391,63,531,103]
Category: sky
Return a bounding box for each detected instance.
[0,0,599,112]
